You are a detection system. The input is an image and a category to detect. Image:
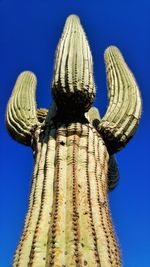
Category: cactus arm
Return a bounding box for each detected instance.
[6,71,39,146]
[85,106,101,128]
[86,106,120,191]
[98,46,142,154]
[108,156,119,191]
[36,100,58,124]
[52,15,96,113]
[37,108,48,123]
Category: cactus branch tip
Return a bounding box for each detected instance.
[17,71,37,83]
[66,14,80,21]
[104,46,124,62]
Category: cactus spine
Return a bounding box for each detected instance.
[6,15,142,267]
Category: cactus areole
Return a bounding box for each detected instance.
[6,15,142,267]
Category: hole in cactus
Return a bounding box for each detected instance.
[60,141,65,146]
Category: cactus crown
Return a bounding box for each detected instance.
[6,14,142,152]
[5,14,142,191]
[52,15,96,115]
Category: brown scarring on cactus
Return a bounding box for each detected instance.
[6,14,142,267]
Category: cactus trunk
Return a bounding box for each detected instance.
[13,122,120,267]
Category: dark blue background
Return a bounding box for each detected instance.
[1,1,150,266]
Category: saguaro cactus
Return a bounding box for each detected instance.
[6,15,142,267]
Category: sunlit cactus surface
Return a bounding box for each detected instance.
[6,15,142,267]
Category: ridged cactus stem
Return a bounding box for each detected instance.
[13,127,56,266]
[52,15,96,114]
[98,46,142,154]
[6,71,39,146]
[13,122,120,267]
[6,14,142,267]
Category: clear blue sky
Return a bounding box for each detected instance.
[0,1,150,266]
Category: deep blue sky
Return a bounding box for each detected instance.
[0,1,150,266]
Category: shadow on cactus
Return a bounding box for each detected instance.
[6,14,142,267]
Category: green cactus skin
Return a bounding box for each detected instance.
[98,46,142,154]
[6,14,142,267]
[6,71,39,146]
[52,15,96,114]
